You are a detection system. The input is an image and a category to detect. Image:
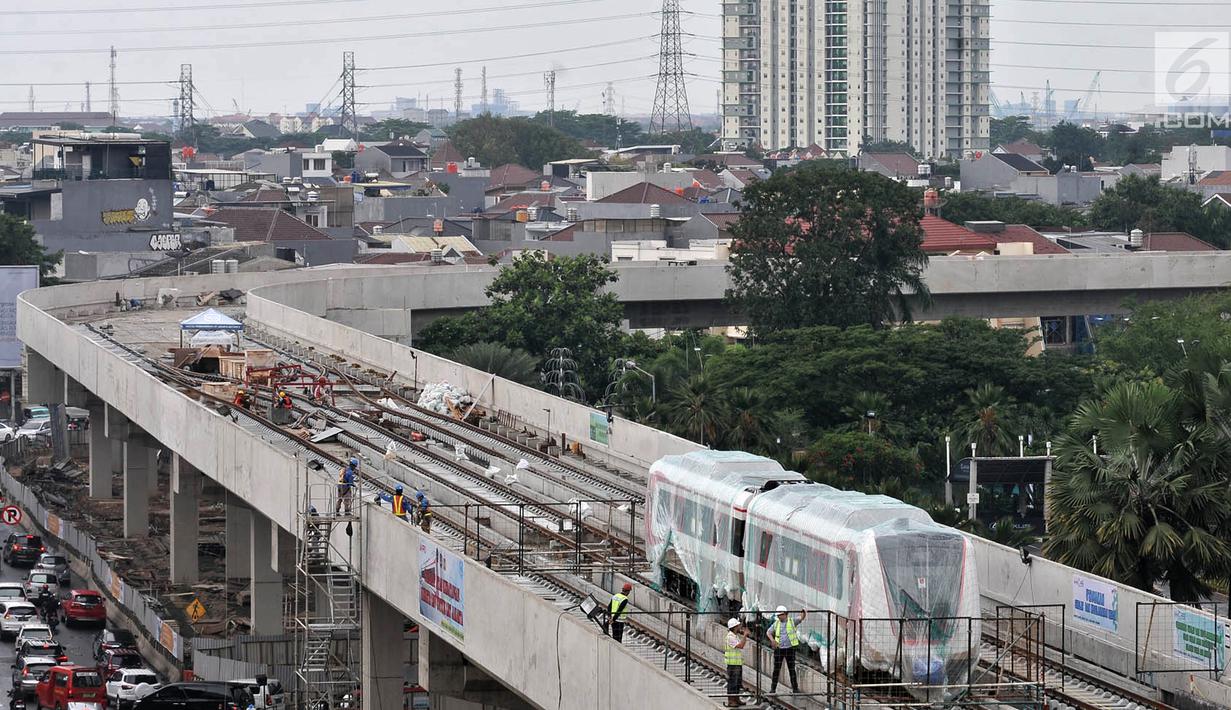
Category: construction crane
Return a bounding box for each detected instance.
[989,88,1003,116]
[1065,71,1102,122]
[231,99,251,118]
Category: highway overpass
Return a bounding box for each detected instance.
[15,262,1231,709]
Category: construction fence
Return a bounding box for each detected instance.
[193,634,298,687]
[0,438,186,665]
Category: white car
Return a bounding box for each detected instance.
[15,419,50,442]
[0,601,37,639]
[34,553,70,585]
[0,422,15,443]
[105,668,161,709]
[13,623,53,653]
[23,570,59,599]
[233,678,285,709]
[0,582,26,601]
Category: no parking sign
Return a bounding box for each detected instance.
[1,506,21,525]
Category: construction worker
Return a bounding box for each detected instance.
[386,484,409,521]
[725,618,750,707]
[276,390,293,409]
[311,376,329,404]
[416,490,432,533]
[336,458,358,514]
[608,582,632,643]
[232,388,253,410]
[306,505,324,541]
[766,605,806,695]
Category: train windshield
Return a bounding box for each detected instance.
[875,526,966,629]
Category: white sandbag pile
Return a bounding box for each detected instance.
[417,381,473,415]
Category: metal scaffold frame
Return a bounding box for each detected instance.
[293,465,364,710]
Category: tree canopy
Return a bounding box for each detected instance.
[726,161,929,333]
[0,213,59,278]
[448,114,594,169]
[938,191,1087,229]
[1088,174,1229,247]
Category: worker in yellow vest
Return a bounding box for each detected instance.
[378,484,409,521]
[766,605,805,695]
[608,582,633,643]
[725,618,749,707]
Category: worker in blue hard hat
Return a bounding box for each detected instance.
[336,457,358,514]
[415,490,432,533]
[375,484,410,521]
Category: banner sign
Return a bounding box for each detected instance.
[589,411,609,446]
[418,538,464,642]
[1173,608,1227,669]
[0,266,38,369]
[1072,574,1119,631]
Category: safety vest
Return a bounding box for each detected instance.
[610,593,629,622]
[339,468,354,486]
[770,618,800,648]
[725,634,743,666]
[392,494,406,516]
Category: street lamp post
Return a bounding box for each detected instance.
[620,359,656,403]
[865,410,877,435]
[1018,434,1024,457]
[944,435,952,505]
[1177,338,1188,357]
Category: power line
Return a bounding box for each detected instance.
[358,56,658,90]
[0,13,657,55]
[1005,0,1228,5]
[360,35,657,72]
[996,18,1231,27]
[0,0,604,36]
[0,0,374,15]
[356,74,658,107]
[993,63,1231,75]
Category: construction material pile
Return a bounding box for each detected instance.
[417,381,473,416]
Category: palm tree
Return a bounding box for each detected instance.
[958,384,1018,456]
[448,342,539,386]
[1045,379,1231,601]
[664,373,732,447]
[725,387,784,453]
[840,391,893,437]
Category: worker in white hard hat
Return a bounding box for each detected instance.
[766,605,806,695]
[724,618,749,707]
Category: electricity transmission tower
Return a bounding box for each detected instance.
[26,86,33,112]
[340,51,358,139]
[178,64,195,144]
[480,67,488,114]
[453,68,463,121]
[84,82,91,113]
[602,82,616,115]
[543,71,556,127]
[650,0,692,134]
[108,46,119,125]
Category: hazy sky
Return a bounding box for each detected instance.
[0,0,1220,122]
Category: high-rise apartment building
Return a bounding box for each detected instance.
[721,0,990,159]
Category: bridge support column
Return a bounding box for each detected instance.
[170,455,200,584]
[23,350,60,405]
[88,404,113,498]
[419,628,534,710]
[225,497,252,580]
[249,512,282,635]
[122,440,157,539]
[362,592,405,710]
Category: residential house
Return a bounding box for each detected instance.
[858,152,922,180]
[1117,163,1161,179]
[233,119,281,140]
[919,215,998,254]
[201,206,355,265]
[993,140,1047,165]
[488,164,543,195]
[960,151,1050,190]
[353,139,429,178]
[1193,171,1231,200]
[674,213,741,241]
[428,140,465,172]
[597,182,692,205]
[1161,144,1231,182]
[414,127,449,152]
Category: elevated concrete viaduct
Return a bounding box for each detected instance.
[16,255,1231,709]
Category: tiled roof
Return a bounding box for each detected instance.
[489,163,541,189]
[863,152,920,176]
[598,181,689,204]
[992,153,1049,173]
[238,188,291,203]
[488,191,559,213]
[355,252,431,265]
[989,224,1070,255]
[240,120,280,139]
[204,207,330,242]
[375,139,427,158]
[688,169,723,189]
[920,215,998,253]
[1141,232,1219,252]
[1203,193,1231,208]
[997,140,1044,156]
[704,213,741,231]
[1198,170,1231,186]
[429,141,465,170]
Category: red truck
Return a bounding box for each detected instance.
[35,664,105,710]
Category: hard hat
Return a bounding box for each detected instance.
[621,582,633,593]
[395,484,404,493]
[416,491,425,500]
[727,618,740,630]
[349,458,359,467]
[776,605,787,614]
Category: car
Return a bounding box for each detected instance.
[0,582,28,601]
[35,664,106,710]
[35,555,70,586]
[11,655,57,697]
[0,422,15,443]
[18,638,66,664]
[14,624,53,653]
[1,602,39,639]
[23,570,60,600]
[24,407,49,421]
[93,630,138,663]
[97,649,144,679]
[105,668,161,710]
[4,534,46,567]
[15,419,50,443]
[231,678,284,709]
[62,591,105,626]
[132,683,254,710]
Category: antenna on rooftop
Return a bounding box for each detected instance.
[543,70,556,128]
[650,0,692,134]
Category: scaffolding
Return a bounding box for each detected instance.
[293,470,363,710]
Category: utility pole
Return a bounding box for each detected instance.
[108,46,119,125]
[543,70,556,127]
[650,0,692,134]
[26,86,34,112]
[453,67,463,122]
[480,66,488,114]
[84,82,91,113]
[178,64,195,145]
[340,50,358,140]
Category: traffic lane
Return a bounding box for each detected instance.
[0,560,108,697]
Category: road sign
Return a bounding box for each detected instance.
[186,598,206,623]
[1,506,21,525]
[965,493,981,505]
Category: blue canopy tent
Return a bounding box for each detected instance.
[179,308,243,347]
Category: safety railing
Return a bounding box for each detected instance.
[0,444,185,664]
